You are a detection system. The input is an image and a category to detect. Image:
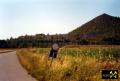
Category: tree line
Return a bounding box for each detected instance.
[0,34,70,48]
[0,33,120,48]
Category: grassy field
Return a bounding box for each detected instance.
[17,45,120,81]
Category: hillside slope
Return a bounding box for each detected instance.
[68,13,120,44]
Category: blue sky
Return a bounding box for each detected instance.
[0,0,120,39]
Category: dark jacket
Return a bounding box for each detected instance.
[49,49,58,58]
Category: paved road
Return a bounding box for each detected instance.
[0,51,37,81]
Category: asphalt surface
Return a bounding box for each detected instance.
[0,51,37,81]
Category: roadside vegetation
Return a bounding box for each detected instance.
[17,45,120,81]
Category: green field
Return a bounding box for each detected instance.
[17,45,120,81]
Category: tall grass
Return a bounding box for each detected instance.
[17,46,120,81]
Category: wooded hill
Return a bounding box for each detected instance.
[0,13,120,48]
[68,13,120,45]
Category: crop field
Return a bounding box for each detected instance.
[17,45,120,81]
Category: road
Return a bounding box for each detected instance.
[0,51,37,81]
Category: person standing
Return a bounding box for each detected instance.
[49,43,59,58]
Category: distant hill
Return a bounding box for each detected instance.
[1,13,120,48]
[68,13,120,44]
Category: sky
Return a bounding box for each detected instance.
[0,0,120,39]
